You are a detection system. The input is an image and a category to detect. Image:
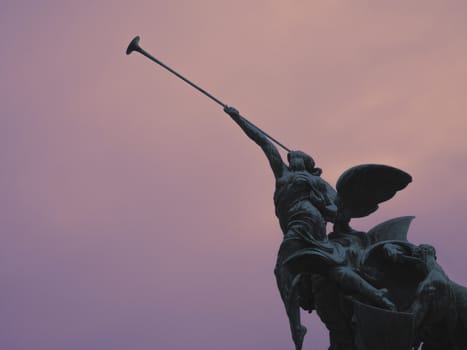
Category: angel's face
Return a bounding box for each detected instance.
[288,152,306,171]
[288,151,315,173]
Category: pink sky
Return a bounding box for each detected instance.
[2,1,467,349]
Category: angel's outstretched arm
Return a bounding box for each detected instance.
[225,106,286,179]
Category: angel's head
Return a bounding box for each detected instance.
[287,150,322,175]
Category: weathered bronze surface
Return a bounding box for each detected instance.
[225,105,467,350]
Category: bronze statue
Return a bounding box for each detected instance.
[224,105,467,350]
[127,36,467,350]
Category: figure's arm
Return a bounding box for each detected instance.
[309,178,338,222]
[224,106,285,178]
[321,180,338,219]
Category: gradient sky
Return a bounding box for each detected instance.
[2,1,467,349]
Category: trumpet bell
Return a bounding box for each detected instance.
[126,36,141,55]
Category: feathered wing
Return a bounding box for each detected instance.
[335,164,412,223]
[366,216,415,244]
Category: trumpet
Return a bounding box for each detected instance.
[126,35,291,152]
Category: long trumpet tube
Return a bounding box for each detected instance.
[126,36,291,152]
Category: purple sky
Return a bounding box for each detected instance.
[2,1,467,349]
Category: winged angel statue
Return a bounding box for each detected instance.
[224,106,467,350]
[125,36,466,349]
